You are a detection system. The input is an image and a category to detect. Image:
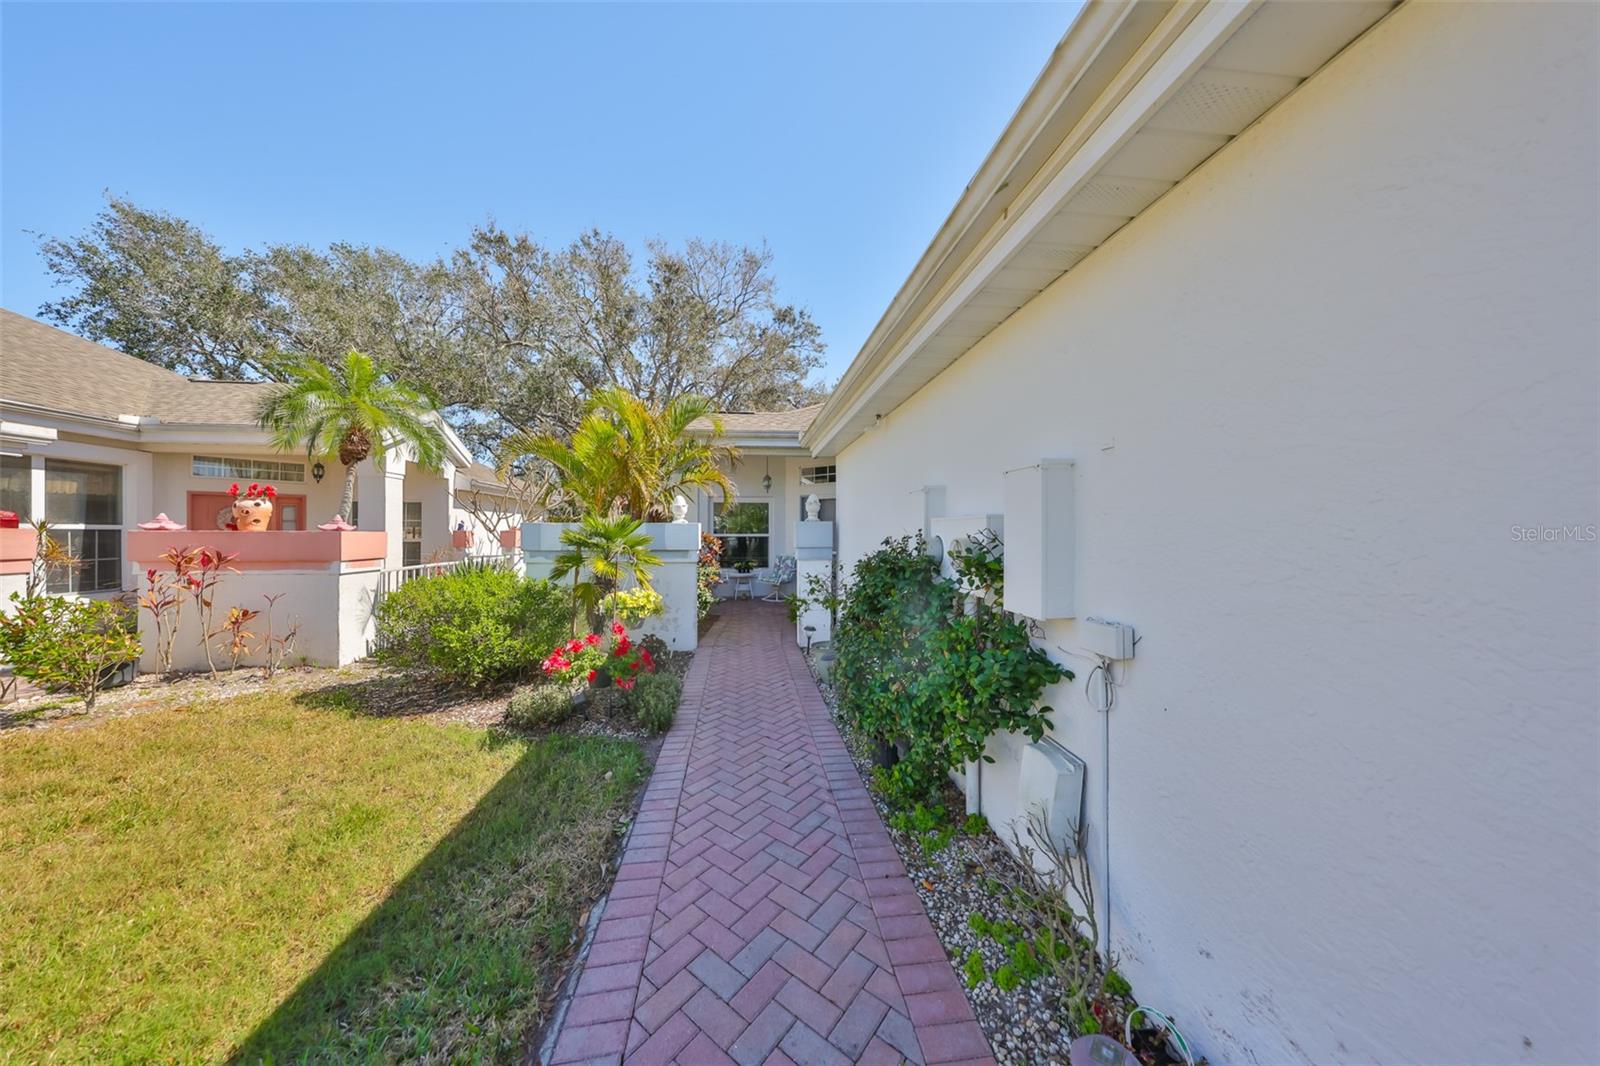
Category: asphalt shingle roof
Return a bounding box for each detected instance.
[0,308,273,425]
[691,404,822,435]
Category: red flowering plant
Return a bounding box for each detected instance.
[540,631,606,686]
[226,482,278,501]
[540,622,656,689]
[604,621,656,691]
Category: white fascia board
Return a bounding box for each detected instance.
[724,436,810,453]
[430,413,477,468]
[0,401,143,441]
[0,420,58,444]
[807,0,1261,457]
[136,424,277,448]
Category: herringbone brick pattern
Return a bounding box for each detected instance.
[550,602,993,1065]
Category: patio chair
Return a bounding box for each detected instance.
[762,555,797,602]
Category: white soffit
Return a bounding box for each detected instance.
[811,0,1396,456]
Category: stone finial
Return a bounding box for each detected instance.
[670,495,690,524]
[804,494,821,521]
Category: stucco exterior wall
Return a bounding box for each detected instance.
[834,4,1598,1064]
[149,451,347,531]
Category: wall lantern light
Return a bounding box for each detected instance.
[312,461,326,483]
[762,457,772,494]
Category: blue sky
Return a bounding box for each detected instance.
[1,2,1080,383]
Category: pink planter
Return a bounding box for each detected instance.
[0,527,36,576]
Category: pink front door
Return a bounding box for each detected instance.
[188,492,307,531]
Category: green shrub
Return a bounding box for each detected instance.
[375,566,571,688]
[0,594,140,709]
[1102,969,1132,998]
[833,533,1071,804]
[962,949,985,989]
[505,685,575,729]
[631,672,681,735]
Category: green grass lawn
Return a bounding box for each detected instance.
[0,689,646,1064]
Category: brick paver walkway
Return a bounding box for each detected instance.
[548,601,993,1066]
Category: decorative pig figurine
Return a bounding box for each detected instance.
[228,482,276,531]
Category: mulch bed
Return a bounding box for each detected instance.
[2,645,697,740]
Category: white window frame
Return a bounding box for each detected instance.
[42,458,124,594]
[800,464,836,485]
[191,455,306,483]
[713,500,771,569]
[402,501,423,567]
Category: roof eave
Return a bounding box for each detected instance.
[804,0,1182,456]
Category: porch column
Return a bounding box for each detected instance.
[421,460,454,558]
[356,461,406,569]
[794,516,834,648]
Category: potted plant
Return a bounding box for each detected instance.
[228,483,276,531]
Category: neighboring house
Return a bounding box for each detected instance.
[805,3,1597,1065]
[688,405,836,597]
[0,308,523,594]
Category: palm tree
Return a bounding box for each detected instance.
[499,387,738,521]
[550,513,663,633]
[256,351,447,523]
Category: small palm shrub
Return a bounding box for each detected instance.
[375,567,571,688]
[630,671,681,735]
[505,685,575,729]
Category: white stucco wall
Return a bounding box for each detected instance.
[133,564,380,671]
[523,521,702,652]
[834,4,1599,1064]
